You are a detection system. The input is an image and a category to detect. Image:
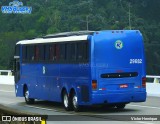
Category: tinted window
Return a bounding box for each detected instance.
[27,45,34,61]
[49,44,56,61]
[22,41,89,63]
[55,44,60,61]
[66,43,76,62]
[15,45,20,56]
[40,45,45,61]
[22,45,27,61]
[35,45,39,61]
[84,42,89,60]
[45,44,50,61]
[79,42,89,61]
[77,42,84,61]
[46,44,61,62]
[59,44,66,61]
[37,45,44,61]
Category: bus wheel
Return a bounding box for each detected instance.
[72,92,81,112]
[24,88,34,104]
[63,91,72,111]
[116,104,126,109]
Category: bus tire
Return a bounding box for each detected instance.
[72,91,81,112]
[63,90,72,111]
[24,87,34,104]
[116,104,126,109]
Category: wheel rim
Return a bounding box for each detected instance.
[73,95,78,109]
[25,90,29,101]
[64,94,68,108]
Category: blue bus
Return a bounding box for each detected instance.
[14,30,146,111]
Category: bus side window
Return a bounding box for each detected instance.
[22,45,27,62]
[59,44,66,61]
[55,44,60,61]
[39,45,45,61]
[15,45,20,56]
[66,44,71,61]
[76,42,88,62]
[35,45,39,61]
[84,42,89,61]
[49,44,55,61]
[26,46,29,61]
[45,44,50,61]
[35,45,44,61]
[77,42,84,61]
[27,45,34,61]
[66,43,76,62]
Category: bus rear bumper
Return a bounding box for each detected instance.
[91,91,146,105]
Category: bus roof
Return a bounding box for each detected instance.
[43,31,95,38]
[16,35,89,45]
[16,30,141,45]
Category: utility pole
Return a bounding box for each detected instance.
[128,2,131,30]
[86,15,89,31]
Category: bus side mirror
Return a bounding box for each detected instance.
[11,70,15,76]
[9,59,16,76]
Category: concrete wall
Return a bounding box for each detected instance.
[0,70,14,85]
[0,75,14,85]
[146,83,160,97]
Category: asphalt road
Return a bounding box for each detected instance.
[0,84,160,124]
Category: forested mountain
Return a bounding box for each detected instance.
[0,0,160,74]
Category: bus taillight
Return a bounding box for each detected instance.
[92,80,97,90]
[142,77,146,88]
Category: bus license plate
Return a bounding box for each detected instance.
[120,84,128,88]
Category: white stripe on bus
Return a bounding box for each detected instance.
[17,35,88,45]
